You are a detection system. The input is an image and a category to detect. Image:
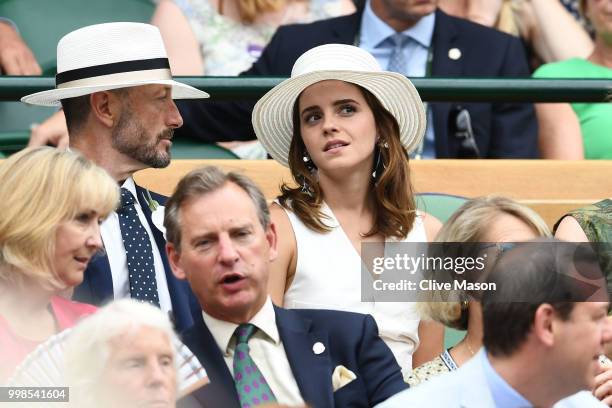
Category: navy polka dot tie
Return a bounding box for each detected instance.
[117,188,160,307]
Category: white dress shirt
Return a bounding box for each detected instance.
[202,297,305,405]
[99,177,172,312]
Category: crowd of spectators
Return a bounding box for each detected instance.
[0,1,611,407]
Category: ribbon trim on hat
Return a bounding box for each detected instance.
[56,57,170,85]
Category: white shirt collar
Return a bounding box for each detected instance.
[202,297,280,356]
[121,177,137,198]
[361,1,435,49]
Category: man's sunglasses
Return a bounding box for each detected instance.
[451,106,481,159]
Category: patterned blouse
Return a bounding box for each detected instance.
[556,199,612,293]
[173,0,350,75]
[406,349,459,386]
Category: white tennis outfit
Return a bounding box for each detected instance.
[282,203,425,377]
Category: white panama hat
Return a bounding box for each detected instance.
[252,44,426,167]
[21,22,209,106]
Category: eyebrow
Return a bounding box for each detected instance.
[188,223,253,245]
[301,98,360,115]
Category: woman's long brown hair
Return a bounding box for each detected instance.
[277,84,417,239]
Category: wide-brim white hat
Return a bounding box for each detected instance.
[21,22,209,107]
[252,44,426,167]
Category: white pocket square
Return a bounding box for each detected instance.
[332,365,356,392]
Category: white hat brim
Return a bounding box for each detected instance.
[252,70,426,167]
[21,79,209,107]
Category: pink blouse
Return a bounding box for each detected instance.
[0,296,97,382]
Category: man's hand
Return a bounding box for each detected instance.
[0,20,41,75]
[594,360,612,406]
[28,110,69,148]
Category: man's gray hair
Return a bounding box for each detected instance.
[164,166,271,251]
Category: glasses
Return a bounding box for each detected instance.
[452,106,481,159]
[479,242,516,255]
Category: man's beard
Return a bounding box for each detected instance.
[111,109,173,169]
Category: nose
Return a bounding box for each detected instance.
[602,316,612,344]
[86,223,103,250]
[166,100,184,129]
[146,360,167,389]
[321,113,339,135]
[217,233,240,265]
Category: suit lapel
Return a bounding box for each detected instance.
[134,184,165,251]
[76,251,113,304]
[331,10,363,44]
[431,9,463,77]
[182,315,241,408]
[431,9,463,157]
[275,307,334,408]
[134,183,195,330]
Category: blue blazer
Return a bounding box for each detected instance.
[176,8,538,158]
[72,184,199,332]
[179,307,407,407]
[377,350,604,408]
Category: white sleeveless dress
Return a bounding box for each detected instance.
[282,202,426,377]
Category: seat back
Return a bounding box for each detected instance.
[0,0,156,74]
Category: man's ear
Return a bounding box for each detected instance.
[90,91,123,128]
[166,242,186,280]
[266,222,278,262]
[532,303,556,347]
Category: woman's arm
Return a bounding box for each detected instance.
[528,0,593,62]
[554,215,589,242]
[535,103,584,159]
[412,211,444,367]
[412,319,445,368]
[151,0,204,75]
[465,0,503,27]
[268,203,297,306]
[422,212,443,241]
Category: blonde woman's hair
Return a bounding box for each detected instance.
[0,147,119,290]
[237,0,285,23]
[420,196,551,330]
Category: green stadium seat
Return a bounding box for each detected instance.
[416,192,467,223]
[0,0,156,75]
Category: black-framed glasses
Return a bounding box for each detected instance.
[451,106,481,159]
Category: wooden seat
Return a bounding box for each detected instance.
[134,159,611,227]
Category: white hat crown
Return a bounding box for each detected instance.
[291,44,383,77]
[21,22,209,106]
[56,22,168,73]
[253,44,426,167]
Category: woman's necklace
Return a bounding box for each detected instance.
[465,339,476,356]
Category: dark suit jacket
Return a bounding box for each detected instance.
[180,307,407,408]
[72,184,199,332]
[177,8,538,158]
